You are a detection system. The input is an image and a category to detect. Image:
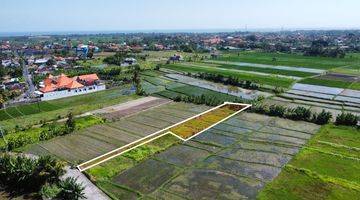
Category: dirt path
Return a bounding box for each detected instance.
[90,96,169,115]
[56,96,171,123]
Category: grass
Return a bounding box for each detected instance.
[169,85,242,100]
[0,115,104,151]
[258,125,360,199]
[331,66,360,76]
[200,62,318,77]
[86,134,180,182]
[257,166,360,200]
[1,86,140,131]
[217,51,360,70]
[349,82,360,90]
[164,63,294,88]
[299,77,353,89]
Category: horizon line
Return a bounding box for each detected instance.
[1,27,360,37]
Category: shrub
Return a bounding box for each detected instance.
[336,112,359,126]
[286,106,312,121]
[274,87,285,94]
[312,110,332,125]
[58,177,85,200]
[40,184,61,199]
[6,133,35,151]
[250,104,332,125]
[251,103,269,114]
[268,105,286,117]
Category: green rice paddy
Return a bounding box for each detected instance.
[216,51,360,70]
[258,125,360,200]
[164,63,294,88]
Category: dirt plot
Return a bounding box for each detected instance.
[112,159,180,194]
[155,145,210,167]
[98,112,320,199]
[318,73,359,82]
[218,148,293,167]
[201,156,282,182]
[95,96,171,121]
[192,130,238,147]
[163,169,264,200]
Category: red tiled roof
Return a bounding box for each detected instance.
[40,83,57,93]
[56,73,73,88]
[40,73,98,93]
[66,80,84,89]
[77,74,99,82]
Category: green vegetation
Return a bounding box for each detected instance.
[0,115,104,151]
[164,63,294,88]
[153,84,248,106]
[335,112,359,126]
[0,154,85,200]
[299,77,353,89]
[217,51,360,69]
[204,62,317,77]
[251,103,332,125]
[86,134,180,198]
[258,125,360,200]
[1,86,140,131]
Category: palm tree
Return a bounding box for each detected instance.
[36,156,66,184]
[58,177,85,200]
[130,64,144,95]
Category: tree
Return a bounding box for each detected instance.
[36,156,66,184]
[103,52,128,66]
[58,177,85,200]
[130,64,144,95]
[65,112,76,133]
[46,59,56,66]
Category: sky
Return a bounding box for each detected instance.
[1,0,360,33]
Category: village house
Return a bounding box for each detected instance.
[35,73,105,101]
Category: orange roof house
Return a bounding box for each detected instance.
[39,83,57,93]
[39,73,99,93]
[56,73,74,88]
[66,80,84,89]
[74,74,99,85]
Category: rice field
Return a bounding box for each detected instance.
[163,63,294,88]
[165,73,272,100]
[201,61,318,78]
[216,51,360,70]
[258,125,360,200]
[142,74,246,102]
[170,104,246,139]
[270,83,360,119]
[86,112,321,199]
[25,102,211,164]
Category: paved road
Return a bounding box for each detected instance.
[21,58,35,98]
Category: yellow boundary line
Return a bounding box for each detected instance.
[77,102,251,172]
